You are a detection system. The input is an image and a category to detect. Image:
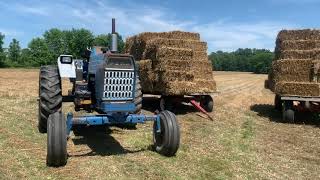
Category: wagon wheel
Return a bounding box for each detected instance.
[200,95,214,112]
[159,96,174,112]
[282,101,295,123]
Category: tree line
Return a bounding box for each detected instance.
[209,48,274,74]
[0,29,274,74]
[0,29,125,67]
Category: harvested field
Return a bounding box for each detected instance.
[1,69,319,179]
[126,31,216,95]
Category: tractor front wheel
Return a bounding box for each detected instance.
[153,110,180,156]
[47,111,67,167]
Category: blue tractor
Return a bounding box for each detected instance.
[38,19,180,167]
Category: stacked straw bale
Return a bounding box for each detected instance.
[125,31,216,95]
[268,29,320,96]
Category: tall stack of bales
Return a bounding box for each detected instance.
[267,29,320,96]
[125,31,216,95]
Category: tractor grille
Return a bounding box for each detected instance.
[104,70,134,100]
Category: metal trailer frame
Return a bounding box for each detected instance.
[281,96,320,102]
[279,95,320,122]
[158,92,219,120]
[281,95,320,111]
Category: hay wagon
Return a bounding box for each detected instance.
[126,31,217,116]
[275,95,320,122]
[266,29,320,122]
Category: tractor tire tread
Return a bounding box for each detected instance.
[46,111,67,167]
[153,110,180,156]
[134,77,142,114]
[38,65,62,133]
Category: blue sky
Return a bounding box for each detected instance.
[0,0,319,52]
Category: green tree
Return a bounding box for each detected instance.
[20,48,32,66]
[65,28,94,58]
[43,28,66,59]
[93,34,109,47]
[0,33,5,67]
[250,52,274,74]
[28,38,52,66]
[93,33,125,53]
[209,48,274,74]
[8,38,21,63]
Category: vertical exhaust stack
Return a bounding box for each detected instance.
[111,18,118,53]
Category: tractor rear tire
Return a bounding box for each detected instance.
[134,77,142,114]
[153,110,180,156]
[38,66,62,133]
[124,76,142,129]
[200,95,214,112]
[47,111,67,167]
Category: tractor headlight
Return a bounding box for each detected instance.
[60,56,73,64]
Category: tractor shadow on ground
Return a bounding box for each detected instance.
[142,96,198,115]
[70,126,146,157]
[250,104,320,127]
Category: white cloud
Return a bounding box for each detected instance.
[64,2,295,51]
[2,1,295,51]
[194,22,295,51]
[16,5,49,16]
[0,2,50,16]
[66,1,192,34]
[0,28,23,37]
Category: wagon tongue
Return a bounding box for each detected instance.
[190,100,214,121]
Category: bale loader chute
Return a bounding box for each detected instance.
[38,19,180,167]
